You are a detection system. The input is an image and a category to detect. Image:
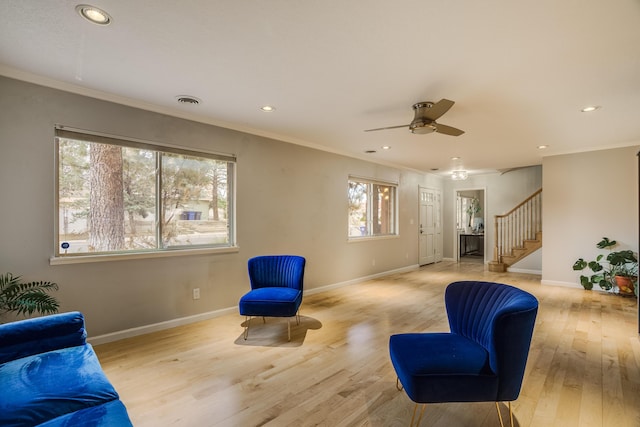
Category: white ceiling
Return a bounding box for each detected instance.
[2,1,640,176]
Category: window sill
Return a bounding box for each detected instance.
[49,246,240,265]
[347,234,399,243]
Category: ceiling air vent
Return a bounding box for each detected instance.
[176,95,201,105]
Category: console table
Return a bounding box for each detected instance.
[460,233,484,257]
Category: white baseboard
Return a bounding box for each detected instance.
[540,279,623,295]
[89,306,237,345]
[507,267,542,275]
[540,279,582,289]
[304,264,420,296]
[89,264,421,345]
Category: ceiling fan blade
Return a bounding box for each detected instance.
[363,124,409,132]
[423,99,455,121]
[434,123,465,136]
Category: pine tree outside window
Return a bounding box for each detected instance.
[55,127,235,258]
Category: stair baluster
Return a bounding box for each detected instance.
[489,189,542,272]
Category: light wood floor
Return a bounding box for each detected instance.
[94,261,640,427]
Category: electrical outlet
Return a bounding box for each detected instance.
[372,258,376,266]
[192,288,200,300]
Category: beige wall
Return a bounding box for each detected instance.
[3,74,636,338]
[542,147,639,286]
[0,76,442,337]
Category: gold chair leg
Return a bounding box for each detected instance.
[243,316,251,340]
[496,402,514,427]
[496,402,505,427]
[509,402,513,427]
[288,311,300,341]
[410,403,426,427]
[396,377,404,391]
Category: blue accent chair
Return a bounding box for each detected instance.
[0,311,133,427]
[239,255,306,341]
[389,281,538,427]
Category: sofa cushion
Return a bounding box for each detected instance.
[0,344,119,427]
[36,400,133,427]
[0,312,87,364]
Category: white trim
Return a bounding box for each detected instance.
[507,267,542,275]
[87,264,420,345]
[0,65,433,175]
[88,306,238,345]
[304,264,420,296]
[347,234,400,243]
[50,246,239,265]
[541,279,582,289]
[541,279,617,294]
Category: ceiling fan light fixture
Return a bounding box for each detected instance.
[410,123,436,134]
[76,5,112,25]
[451,170,468,180]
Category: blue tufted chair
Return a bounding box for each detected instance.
[389,281,538,427]
[239,255,306,341]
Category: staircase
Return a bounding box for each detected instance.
[488,189,542,272]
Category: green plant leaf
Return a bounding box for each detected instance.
[588,261,603,272]
[597,237,616,249]
[0,273,59,318]
[580,276,593,290]
[573,259,587,270]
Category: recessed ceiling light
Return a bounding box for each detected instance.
[260,105,276,112]
[176,95,201,105]
[537,145,549,149]
[451,156,461,160]
[381,145,391,150]
[76,4,112,25]
[581,105,600,113]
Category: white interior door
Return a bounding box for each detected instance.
[419,187,439,265]
[434,189,443,262]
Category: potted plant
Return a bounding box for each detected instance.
[0,273,60,322]
[572,237,638,296]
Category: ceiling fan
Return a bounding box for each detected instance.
[364,99,464,136]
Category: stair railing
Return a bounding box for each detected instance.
[492,189,542,264]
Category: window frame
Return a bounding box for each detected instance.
[347,176,398,240]
[52,126,237,264]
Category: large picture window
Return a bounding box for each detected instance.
[348,177,397,238]
[55,127,235,257]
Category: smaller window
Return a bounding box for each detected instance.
[348,177,397,238]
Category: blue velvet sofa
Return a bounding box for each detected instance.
[0,312,133,427]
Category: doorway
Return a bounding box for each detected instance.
[454,188,486,264]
